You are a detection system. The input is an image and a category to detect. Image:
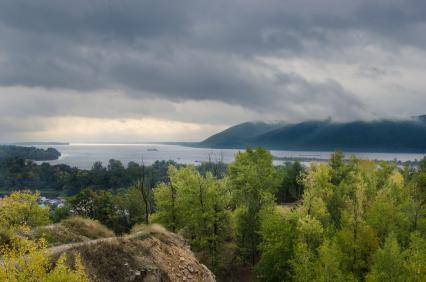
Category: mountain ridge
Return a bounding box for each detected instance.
[199,117,426,153]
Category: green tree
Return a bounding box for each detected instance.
[366,233,405,282]
[408,172,426,233]
[330,150,347,186]
[227,147,281,264]
[255,210,297,281]
[316,239,352,282]
[0,190,49,229]
[152,181,178,232]
[276,161,304,203]
[68,188,141,234]
[153,165,230,270]
[403,232,426,281]
[290,241,316,282]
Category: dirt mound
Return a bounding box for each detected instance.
[49,224,216,282]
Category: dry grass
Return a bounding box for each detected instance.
[33,224,88,246]
[61,217,114,239]
[32,217,114,246]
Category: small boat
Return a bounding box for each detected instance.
[146,148,158,151]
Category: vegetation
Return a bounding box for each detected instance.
[0,145,60,161]
[1,148,426,281]
[0,158,178,196]
[0,191,88,281]
[65,187,148,234]
[254,153,426,282]
[32,217,114,246]
[0,238,88,282]
[153,165,231,271]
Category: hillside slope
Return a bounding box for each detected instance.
[48,224,215,282]
[201,122,284,148]
[200,117,426,152]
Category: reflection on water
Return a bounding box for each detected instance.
[34,143,426,170]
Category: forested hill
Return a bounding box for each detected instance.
[200,117,426,152]
[0,145,61,161]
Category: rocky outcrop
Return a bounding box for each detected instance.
[49,224,215,282]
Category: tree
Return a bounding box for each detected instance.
[114,186,148,230]
[68,188,132,234]
[403,232,426,281]
[255,210,297,282]
[330,150,347,186]
[316,239,351,282]
[366,171,410,243]
[133,160,151,224]
[153,165,230,270]
[227,147,281,264]
[276,161,304,203]
[290,241,316,282]
[0,190,49,229]
[366,233,405,282]
[418,157,426,173]
[153,181,178,232]
[408,172,426,233]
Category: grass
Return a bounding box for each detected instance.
[60,217,115,239]
[33,217,114,246]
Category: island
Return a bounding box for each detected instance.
[0,145,61,161]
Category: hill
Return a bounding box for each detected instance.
[200,117,426,152]
[34,219,215,282]
[201,122,284,148]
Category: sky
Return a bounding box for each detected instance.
[0,0,426,142]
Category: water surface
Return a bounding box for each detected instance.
[33,144,426,169]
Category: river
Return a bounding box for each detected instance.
[32,143,426,169]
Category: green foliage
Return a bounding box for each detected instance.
[153,165,231,271]
[255,210,297,281]
[276,161,305,203]
[67,187,147,234]
[227,147,281,264]
[0,190,50,229]
[290,241,316,282]
[316,239,352,282]
[2,148,425,281]
[256,150,426,282]
[418,157,426,173]
[403,232,426,281]
[0,158,177,196]
[367,233,405,282]
[0,237,88,282]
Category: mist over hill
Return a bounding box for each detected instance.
[200,117,426,152]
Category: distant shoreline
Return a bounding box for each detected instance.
[13,142,70,146]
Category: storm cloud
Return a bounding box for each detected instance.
[0,0,425,141]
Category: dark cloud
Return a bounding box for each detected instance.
[0,0,425,141]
